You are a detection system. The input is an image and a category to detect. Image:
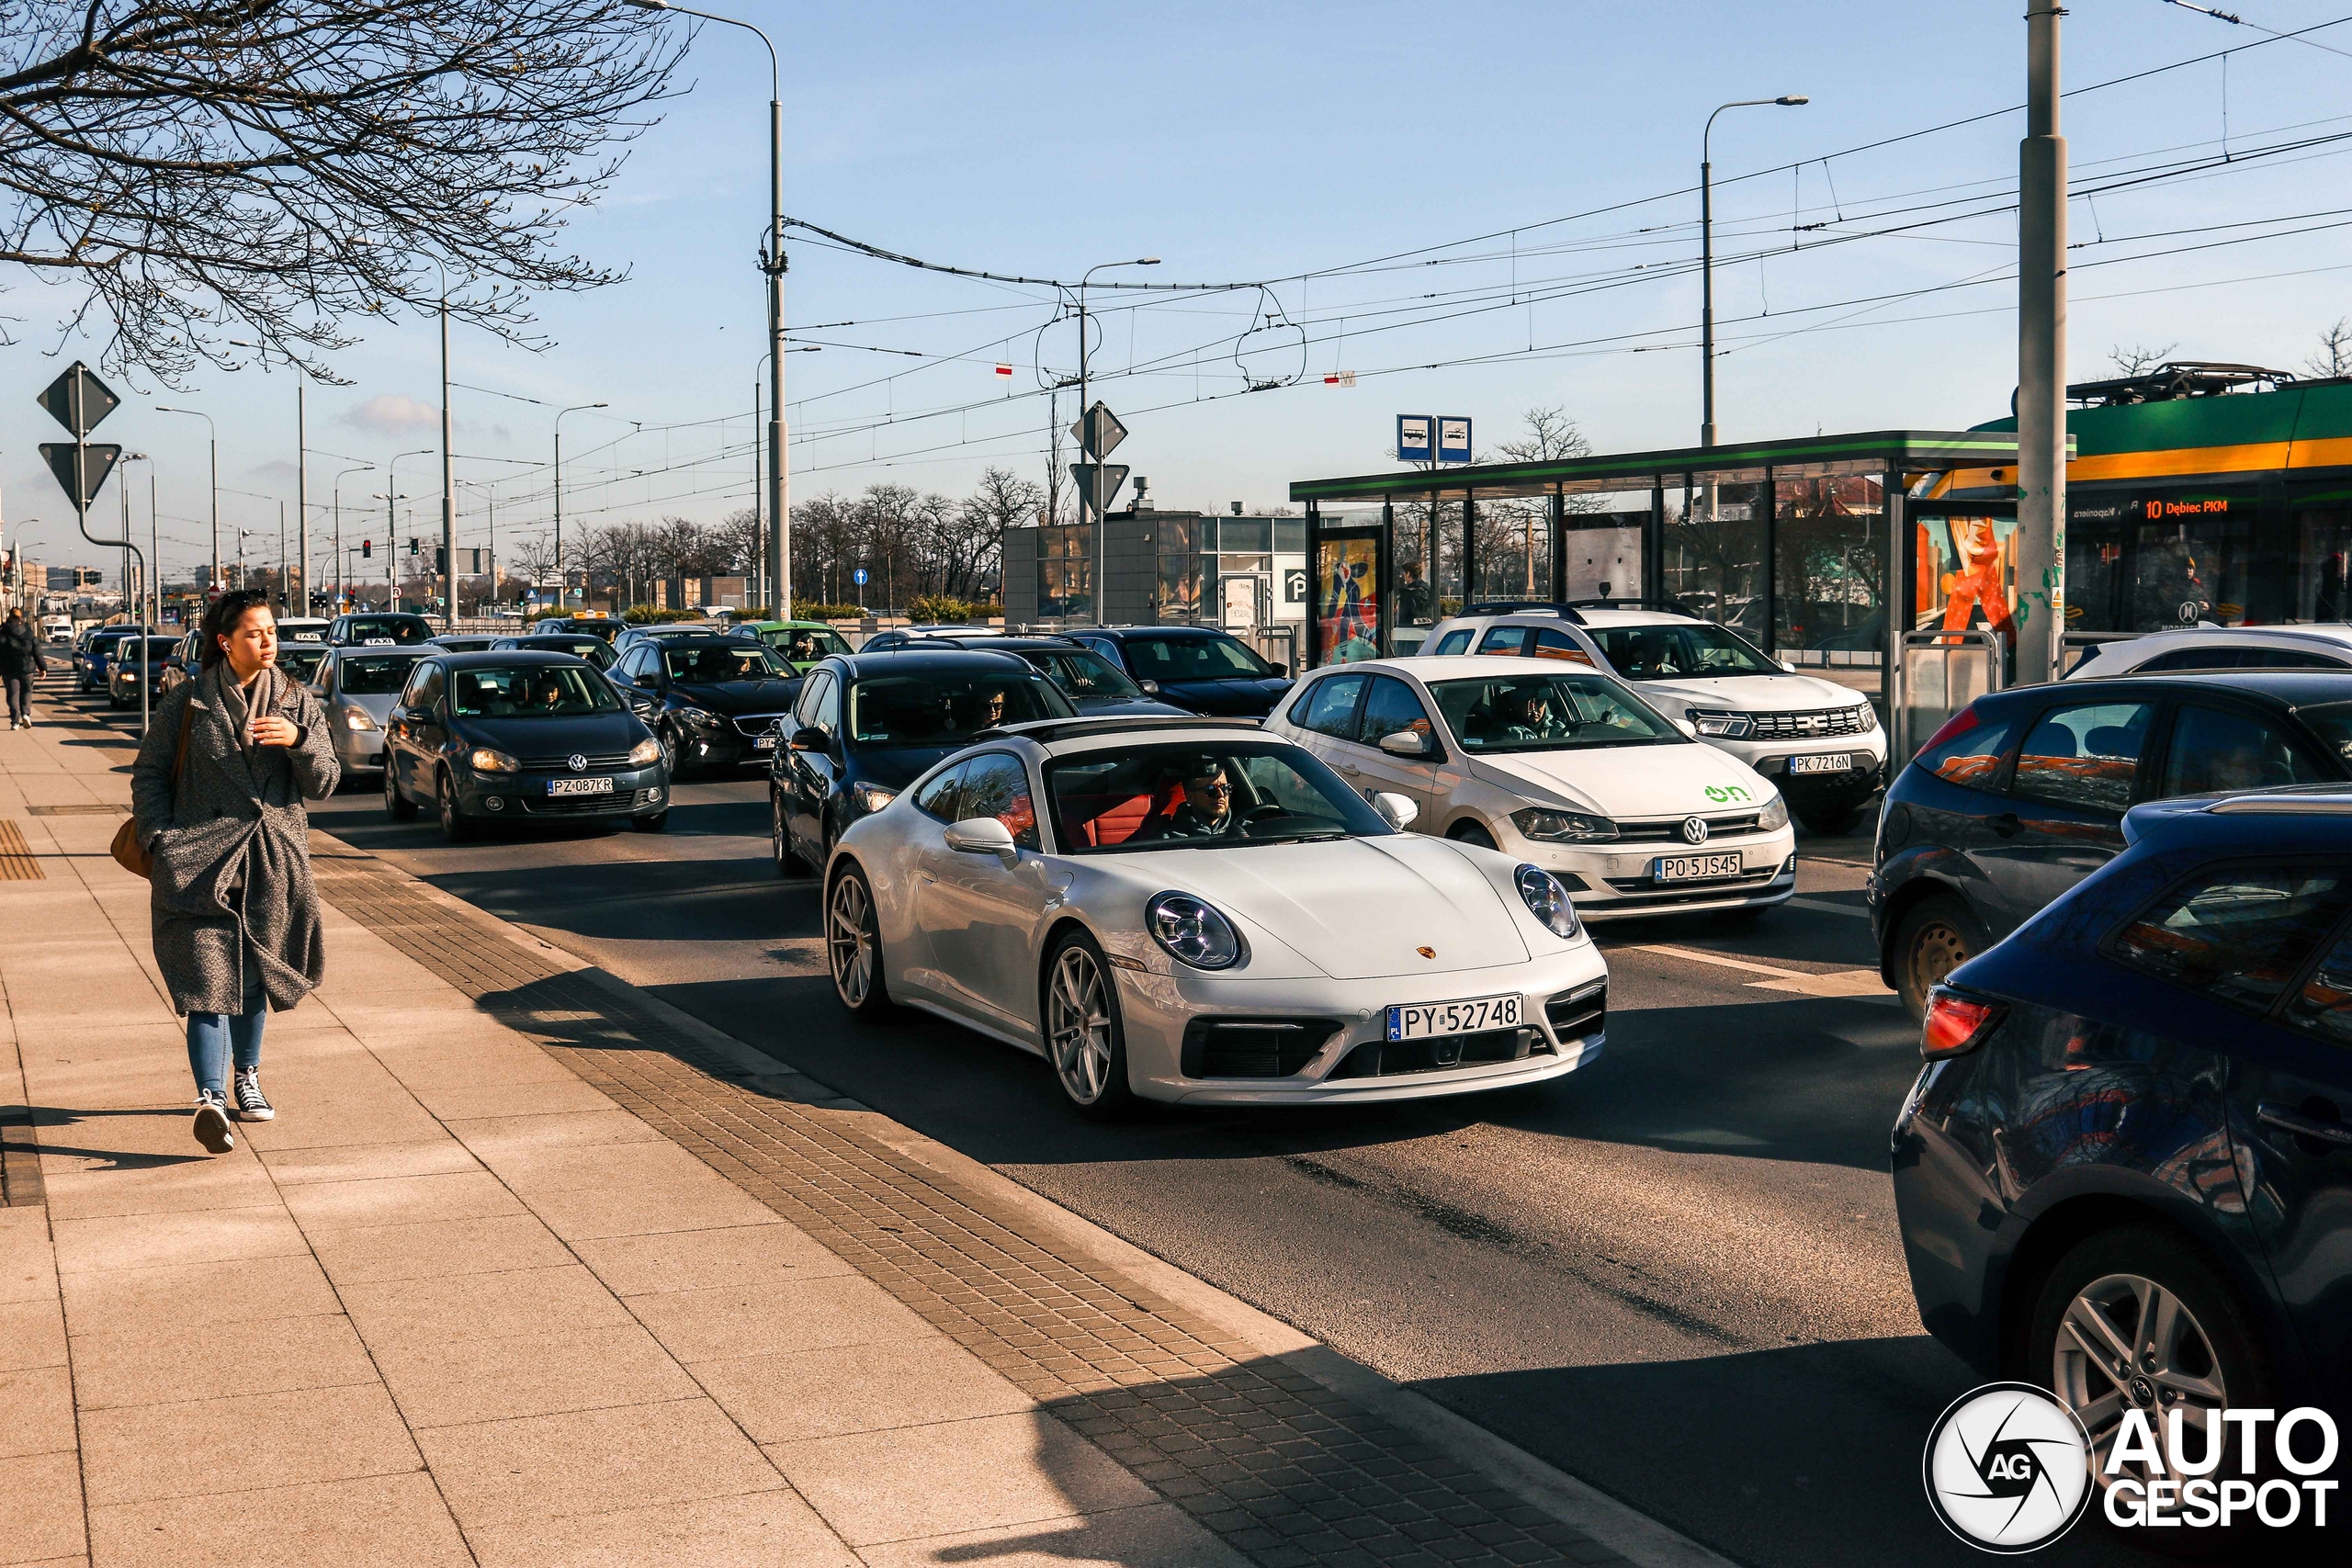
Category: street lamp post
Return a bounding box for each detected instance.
[332,465,374,613]
[458,478,496,618]
[1077,258,1158,624]
[386,448,434,613]
[153,406,218,593]
[552,402,607,614]
[1700,95,1807,448]
[626,0,789,617]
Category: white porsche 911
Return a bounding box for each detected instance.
[821,717,1609,1116]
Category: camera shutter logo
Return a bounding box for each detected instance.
[1679,816,1709,845]
[1923,1382,2093,1553]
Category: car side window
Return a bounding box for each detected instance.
[911,760,969,823]
[2010,701,2154,813]
[956,753,1040,850]
[1477,626,1530,656]
[1295,673,1367,739]
[1530,627,1596,666]
[1914,712,2018,791]
[793,671,834,728]
[2135,648,2247,672]
[2244,649,2347,669]
[397,663,434,710]
[811,672,842,734]
[417,665,447,714]
[2158,705,2333,797]
[1430,628,1474,657]
[2282,918,2352,1046]
[1356,675,1434,750]
[2109,863,2352,1017]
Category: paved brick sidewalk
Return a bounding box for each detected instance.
[2,673,1661,1568]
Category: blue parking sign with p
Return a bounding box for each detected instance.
[1397,415,1432,463]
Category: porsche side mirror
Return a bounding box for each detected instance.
[1371,792,1419,830]
[1779,660,1799,674]
[1378,729,1433,760]
[944,816,1018,860]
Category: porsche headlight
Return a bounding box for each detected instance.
[1514,864,1580,939]
[469,747,520,774]
[1757,794,1790,832]
[1686,707,1753,739]
[1147,891,1243,970]
[851,783,898,814]
[627,738,663,766]
[1510,807,1618,843]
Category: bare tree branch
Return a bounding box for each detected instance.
[0,0,686,382]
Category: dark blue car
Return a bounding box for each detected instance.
[1893,786,2352,1515]
[769,649,1076,875]
[76,624,153,693]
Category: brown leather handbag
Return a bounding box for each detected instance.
[112,694,194,879]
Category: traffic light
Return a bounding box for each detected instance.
[361,540,371,558]
[435,547,447,575]
[408,537,420,556]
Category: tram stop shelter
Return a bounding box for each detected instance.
[1292,428,2049,757]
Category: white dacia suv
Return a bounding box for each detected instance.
[1421,602,1885,832]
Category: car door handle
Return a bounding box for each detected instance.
[1989,812,2022,838]
[2256,1103,2352,1148]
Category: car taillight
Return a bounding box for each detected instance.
[1921,987,2004,1059]
[1916,705,1980,757]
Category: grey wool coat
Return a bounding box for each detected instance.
[130,661,341,1015]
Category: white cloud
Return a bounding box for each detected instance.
[340,394,442,435]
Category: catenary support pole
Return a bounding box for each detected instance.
[2016,4,2068,686]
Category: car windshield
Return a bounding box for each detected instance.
[275,647,327,684]
[343,615,432,646]
[1430,672,1686,753]
[1123,634,1272,681]
[758,626,851,663]
[1588,622,1780,679]
[664,644,781,682]
[1046,741,1388,852]
[118,637,178,663]
[450,665,621,717]
[514,637,610,665]
[847,671,1074,746]
[1020,649,1144,699]
[334,653,422,694]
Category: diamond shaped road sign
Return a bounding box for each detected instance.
[37,361,119,438]
[1071,462,1128,518]
[1071,401,1126,461]
[40,443,122,508]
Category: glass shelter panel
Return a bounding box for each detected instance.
[1314,529,1383,665]
[1564,491,1650,603]
[2292,491,2352,623]
[1775,474,1885,695]
[1663,479,1766,641]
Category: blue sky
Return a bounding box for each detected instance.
[10,0,2352,582]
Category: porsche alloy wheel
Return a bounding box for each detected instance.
[827,866,895,1020]
[1045,935,1136,1119]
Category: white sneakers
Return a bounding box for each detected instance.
[233,1068,275,1122]
[192,1090,234,1153]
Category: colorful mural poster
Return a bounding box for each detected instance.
[1317,536,1380,664]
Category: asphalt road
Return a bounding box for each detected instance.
[61,678,2165,1568]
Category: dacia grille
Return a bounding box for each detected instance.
[1743,706,1871,739]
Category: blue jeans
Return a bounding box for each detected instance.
[187,1007,266,1097]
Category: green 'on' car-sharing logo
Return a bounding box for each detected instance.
[1704,784,1752,804]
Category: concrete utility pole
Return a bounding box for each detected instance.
[440,283,457,631]
[1077,258,1158,624]
[297,383,309,616]
[2016,3,2069,685]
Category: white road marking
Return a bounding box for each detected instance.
[1634,942,1894,999]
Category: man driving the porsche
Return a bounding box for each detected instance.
[1156,761,1237,839]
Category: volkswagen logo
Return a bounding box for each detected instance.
[567,754,588,773]
[1679,816,1709,845]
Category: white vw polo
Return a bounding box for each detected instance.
[1267,656,1797,920]
[822,717,1608,1117]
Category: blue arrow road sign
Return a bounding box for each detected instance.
[854,568,868,586]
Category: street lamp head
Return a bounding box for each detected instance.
[1136,258,1160,265]
[623,0,669,10]
[1775,95,1810,105]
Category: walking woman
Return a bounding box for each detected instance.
[130,591,339,1152]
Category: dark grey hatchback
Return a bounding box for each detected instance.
[1870,671,2352,1016]
[380,651,670,842]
